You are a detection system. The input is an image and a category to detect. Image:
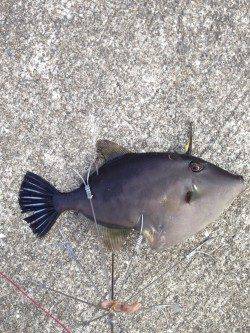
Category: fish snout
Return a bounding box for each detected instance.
[231,173,245,193]
[237,175,245,188]
[232,173,244,182]
[217,168,245,196]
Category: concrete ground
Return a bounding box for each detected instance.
[0,1,248,332]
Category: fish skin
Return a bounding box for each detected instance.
[53,151,244,249]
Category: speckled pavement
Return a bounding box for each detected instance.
[0,1,248,333]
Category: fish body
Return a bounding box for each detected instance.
[19,137,244,249]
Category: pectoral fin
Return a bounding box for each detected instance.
[96,140,131,161]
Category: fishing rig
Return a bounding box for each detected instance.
[1,122,244,332]
[1,124,214,333]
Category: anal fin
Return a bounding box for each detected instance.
[98,225,131,252]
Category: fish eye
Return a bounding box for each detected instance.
[189,161,204,172]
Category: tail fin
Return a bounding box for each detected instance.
[19,172,61,237]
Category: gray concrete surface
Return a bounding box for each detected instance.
[0,1,248,332]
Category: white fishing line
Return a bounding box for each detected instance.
[135,215,144,254]
[124,236,214,303]
[71,163,110,293]
[82,313,109,327]
[59,228,100,295]
[116,214,144,299]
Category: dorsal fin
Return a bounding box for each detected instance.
[96,140,131,161]
[184,122,193,154]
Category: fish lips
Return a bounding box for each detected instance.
[223,172,245,200]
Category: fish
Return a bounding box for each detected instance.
[18,125,244,250]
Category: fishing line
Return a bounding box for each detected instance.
[71,163,119,333]
[0,271,72,333]
[71,165,110,290]
[82,313,109,327]
[36,282,98,308]
[86,287,119,323]
[116,214,144,298]
[109,252,116,332]
[111,252,115,300]
[59,228,101,295]
[174,232,244,328]
[108,313,115,333]
[128,233,236,324]
[137,235,213,288]
[136,260,212,321]
[174,276,223,330]
[124,236,212,303]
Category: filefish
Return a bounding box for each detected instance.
[18,127,244,250]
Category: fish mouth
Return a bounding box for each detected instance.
[230,173,245,195]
